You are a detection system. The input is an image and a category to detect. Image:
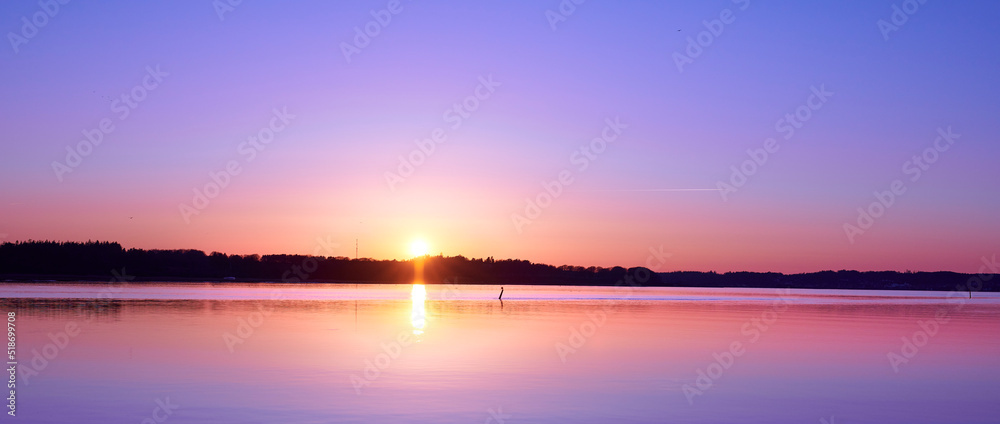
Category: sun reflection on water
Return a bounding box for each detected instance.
[411,284,426,335]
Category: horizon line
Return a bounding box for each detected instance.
[0,238,987,276]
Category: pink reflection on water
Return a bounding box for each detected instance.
[3,283,999,423]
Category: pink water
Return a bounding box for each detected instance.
[3,283,999,423]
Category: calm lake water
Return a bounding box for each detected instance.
[3,283,999,423]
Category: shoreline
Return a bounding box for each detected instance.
[3,273,997,293]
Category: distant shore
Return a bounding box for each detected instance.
[2,271,996,293]
[2,241,997,292]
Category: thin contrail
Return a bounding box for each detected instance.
[574,188,723,192]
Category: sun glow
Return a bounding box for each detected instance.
[410,239,429,257]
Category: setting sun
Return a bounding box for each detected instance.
[410,239,430,257]
[4,1,1000,422]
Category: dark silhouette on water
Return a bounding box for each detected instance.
[499,286,504,300]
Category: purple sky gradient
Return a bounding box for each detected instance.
[1,1,998,272]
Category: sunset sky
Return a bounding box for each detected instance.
[2,1,998,273]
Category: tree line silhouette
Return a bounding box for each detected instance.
[0,240,995,291]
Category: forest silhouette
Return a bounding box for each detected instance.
[0,240,994,292]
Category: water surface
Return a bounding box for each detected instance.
[4,283,999,423]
